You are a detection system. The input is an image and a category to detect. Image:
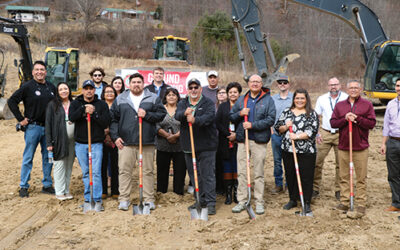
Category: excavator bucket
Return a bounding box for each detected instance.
[264,53,300,88]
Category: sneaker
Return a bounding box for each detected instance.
[145,202,156,210]
[41,186,55,195]
[65,193,73,200]
[384,206,400,213]
[19,188,29,198]
[95,201,104,212]
[335,204,349,212]
[255,204,264,215]
[207,205,216,215]
[232,203,246,213]
[271,186,283,195]
[187,185,194,194]
[335,191,340,201]
[312,190,320,198]
[56,194,68,201]
[283,200,297,210]
[118,201,130,211]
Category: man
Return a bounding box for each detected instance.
[270,74,293,194]
[69,80,111,211]
[380,79,400,212]
[144,67,171,99]
[313,77,348,200]
[89,67,107,99]
[201,70,219,105]
[230,74,276,215]
[8,61,56,197]
[175,78,218,215]
[110,73,166,211]
[331,80,376,217]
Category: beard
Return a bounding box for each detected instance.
[330,90,339,96]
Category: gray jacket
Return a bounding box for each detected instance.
[110,89,167,146]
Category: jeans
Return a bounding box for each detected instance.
[75,142,103,202]
[20,124,53,189]
[271,133,284,187]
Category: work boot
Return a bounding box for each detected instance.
[283,200,297,210]
[233,179,238,204]
[188,202,206,211]
[224,180,233,205]
[19,188,29,198]
[207,205,216,215]
[41,186,55,195]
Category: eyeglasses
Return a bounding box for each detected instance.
[105,91,115,94]
[249,80,262,84]
[218,92,227,95]
[188,86,199,90]
[277,81,288,85]
[328,84,339,87]
[93,74,103,77]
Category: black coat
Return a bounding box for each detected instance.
[216,101,238,159]
[175,95,218,152]
[144,81,171,100]
[45,100,70,160]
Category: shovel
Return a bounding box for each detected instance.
[133,117,151,215]
[289,126,307,217]
[83,113,97,212]
[349,120,354,212]
[188,122,208,221]
[244,115,256,220]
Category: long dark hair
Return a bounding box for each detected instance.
[290,88,313,117]
[52,82,72,112]
[111,76,125,94]
[162,87,180,105]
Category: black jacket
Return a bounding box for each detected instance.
[144,81,171,100]
[69,95,111,144]
[45,100,71,160]
[175,95,217,152]
[110,89,167,145]
[216,101,238,159]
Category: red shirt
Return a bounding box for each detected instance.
[330,96,376,151]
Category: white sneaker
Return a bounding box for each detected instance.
[55,194,67,201]
[187,185,194,194]
[65,193,73,200]
[232,203,246,213]
[255,204,265,215]
[145,202,156,210]
[118,201,130,211]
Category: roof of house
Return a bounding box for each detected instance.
[5,5,50,13]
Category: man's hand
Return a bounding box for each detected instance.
[187,115,195,124]
[138,108,146,118]
[85,104,95,114]
[167,134,177,144]
[240,108,250,117]
[115,137,125,150]
[20,117,29,126]
[316,134,323,144]
[227,132,236,142]
[380,144,386,155]
[345,112,357,123]
[184,108,194,116]
[243,121,252,130]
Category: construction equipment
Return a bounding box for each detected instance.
[152,35,190,62]
[0,16,80,119]
[232,0,399,104]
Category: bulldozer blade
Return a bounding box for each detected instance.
[133,203,150,215]
[0,98,14,120]
[190,205,208,221]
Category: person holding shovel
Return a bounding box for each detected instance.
[69,80,111,211]
[175,78,218,215]
[331,80,376,218]
[110,73,166,211]
[230,74,276,215]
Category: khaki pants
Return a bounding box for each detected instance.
[338,149,368,207]
[314,130,340,192]
[237,141,267,205]
[118,145,155,203]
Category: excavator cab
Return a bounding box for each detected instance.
[364,41,400,103]
[152,35,190,61]
[45,47,80,95]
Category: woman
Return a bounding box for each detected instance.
[216,88,228,110]
[111,76,125,95]
[274,88,319,216]
[156,87,186,195]
[45,82,75,201]
[216,82,242,204]
[215,87,228,194]
[101,85,119,199]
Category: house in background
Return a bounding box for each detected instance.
[5,5,50,23]
[99,8,157,21]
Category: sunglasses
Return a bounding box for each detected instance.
[188,86,199,90]
[277,81,289,85]
[93,74,103,77]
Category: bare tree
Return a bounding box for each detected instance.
[74,0,103,39]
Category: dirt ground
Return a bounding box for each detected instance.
[0,113,399,249]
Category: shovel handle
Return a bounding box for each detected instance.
[139,117,143,188]
[244,115,251,188]
[189,123,199,192]
[87,113,93,186]
[349,120,354,209]
[289,126,304,196]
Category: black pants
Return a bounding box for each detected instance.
[215,150,225,192]
[101,144,119,195]
[156,150,186,195]
[386,138,400,208]
[282,151,316,203]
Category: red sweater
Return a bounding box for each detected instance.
[330,96,376,151]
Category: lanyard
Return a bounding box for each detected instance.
[329,91,341,111]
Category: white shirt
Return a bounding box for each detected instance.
[315,91,348,131]
[129,91,144,113]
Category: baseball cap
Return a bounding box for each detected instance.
[187,78,201,88]
[207,70,218,77]
[82,80,95,88]
[277,74,289,82]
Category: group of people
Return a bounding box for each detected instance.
[7,61,400,217]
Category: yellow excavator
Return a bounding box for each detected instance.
[0,16,79,119]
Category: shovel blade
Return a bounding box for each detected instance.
[83,201,96,213]
[246,204,256,220]
[133,203,151,215]
[190,207,208,221]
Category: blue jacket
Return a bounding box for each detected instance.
[230,90,276,143]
